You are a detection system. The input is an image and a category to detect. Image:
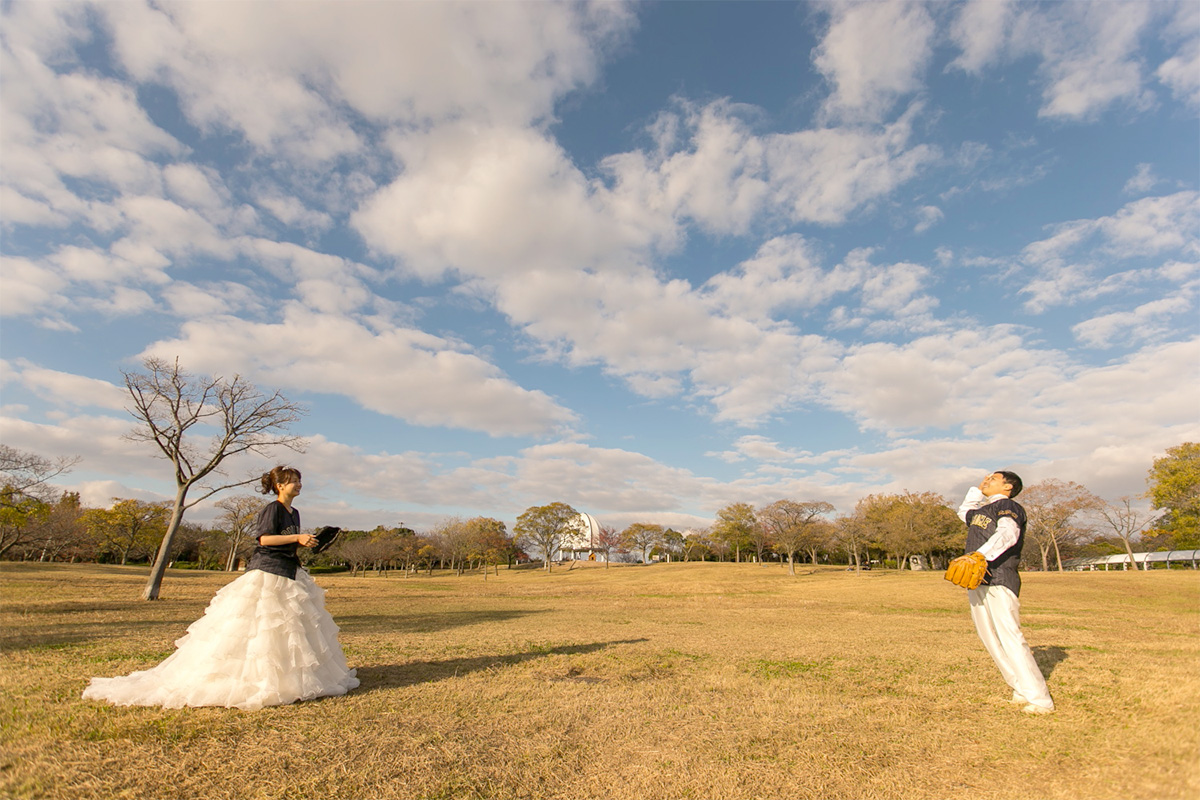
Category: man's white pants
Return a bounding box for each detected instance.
[967,584,1054,710]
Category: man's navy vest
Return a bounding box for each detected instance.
[965,497,1028,596]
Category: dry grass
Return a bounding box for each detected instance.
[1,561,1197,800]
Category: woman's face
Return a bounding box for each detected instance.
[278,479,302,500]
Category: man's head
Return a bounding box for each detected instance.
[982,470,1023,498]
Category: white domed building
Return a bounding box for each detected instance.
[559,511,604,562]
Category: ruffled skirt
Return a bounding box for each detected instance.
[82,569,359,710]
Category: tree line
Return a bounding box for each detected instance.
[1,360,1195,594]
[3,442,1196,576]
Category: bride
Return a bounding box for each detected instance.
[82,466,359,710]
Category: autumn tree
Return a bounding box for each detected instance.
[514,502,579,572]
[1020,480,1101,571]
[464,516,510,578]
[24,492,88,562]
[681,528,712,562]
[84,499,171,565]
[123,357,305,600]
[757,500,835,576]
[711,502,757,562]
[621,523,664,564]
[860,491,959,569]
[0,446,79,558]
[593,524,625,567]
[832,511,871,572]
[660,528,684,561]
[1146,442,1199,548]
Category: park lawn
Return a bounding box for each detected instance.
[0,561,1197,800]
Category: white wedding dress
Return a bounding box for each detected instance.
[83,569,359,710]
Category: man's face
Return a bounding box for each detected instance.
[981,472,1012,497]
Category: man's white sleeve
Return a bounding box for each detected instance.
[975,517,1020,561]
[957,486,986,522]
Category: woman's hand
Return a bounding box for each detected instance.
[297,533,318,548]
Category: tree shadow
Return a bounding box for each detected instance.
[1032,645,1069,678]
[336,608,544,635]
[352,638,649,692]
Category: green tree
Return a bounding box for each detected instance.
[0,445,79,558]
[514,502,578,572]
[84,499,171,565]
[711,502,758,562]
[1146,442,1199,548]
[123,357,305,599]
[621,523,664,564]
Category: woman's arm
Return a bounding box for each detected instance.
[260,532,317,547]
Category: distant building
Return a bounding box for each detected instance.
[559,511,603,561]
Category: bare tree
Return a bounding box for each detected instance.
[0,445,80,507]
[758,500,835,576]
[124,357,305,599]
[1020,480,1101,571]
[1096,497,1162,571]
[214,495,261,571]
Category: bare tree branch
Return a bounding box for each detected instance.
[123,356,306,599]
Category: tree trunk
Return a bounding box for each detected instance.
[787,552,795,576]
[142,484,189,600]
[1051,537,1064,572]
[1121,538,1141,572]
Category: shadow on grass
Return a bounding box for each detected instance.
[0,614,201,651]
[337,608,545,635]
[353,638,649,692]
[1033,645,1068,678]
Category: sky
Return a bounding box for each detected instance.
[1,0,1198,535]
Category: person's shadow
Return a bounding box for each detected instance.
[1032,645,1068,679]
[353,638,649,692]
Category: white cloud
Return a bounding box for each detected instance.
[947,0,1017,74]
[1122,163,1161,195]
[1072,295,1196,348]
[95,0,634,157]
[1019,191,1200,312]
[138,306,578,437]
[812,0,936,124]
[1155,3,1200,108]
[914,205,944,233]
[0,255,67,317]
[949,0,1160,121]
[8,360,127,411]
[162,281,264,319]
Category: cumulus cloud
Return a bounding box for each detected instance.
[948,0,1161,121]
[1019,191,1200,313]
[138,306,578,437]
[812,0,936,124]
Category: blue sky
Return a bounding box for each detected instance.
[2,0,1197,533]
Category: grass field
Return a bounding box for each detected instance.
[1,561,1197,800]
